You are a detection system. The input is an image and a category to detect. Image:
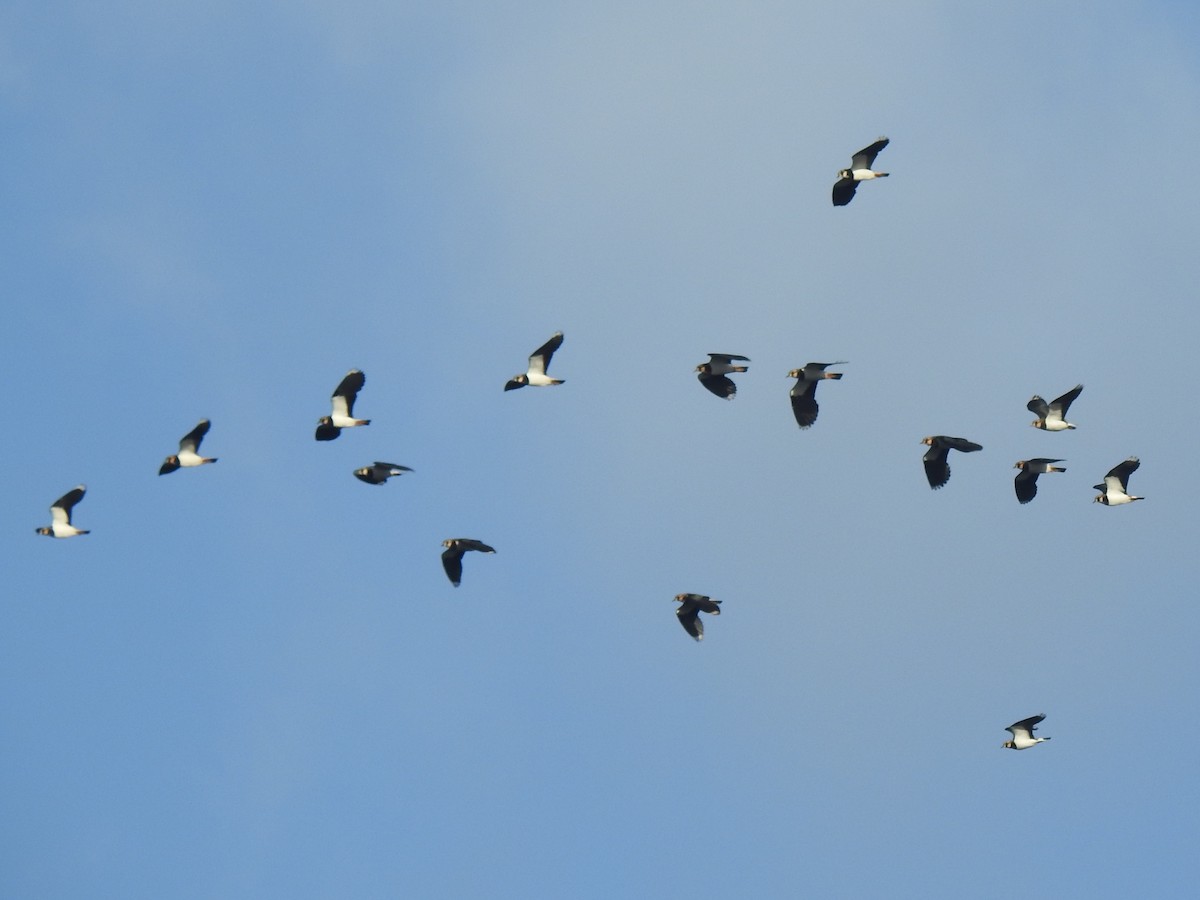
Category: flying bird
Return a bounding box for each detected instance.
[674,593,722,641]
[315,369,370,441]
[920,436,983,490]
[1094,456,1143,505]
[505,332,565,391]
[1003,714,1052,750]
[832,137,890,206]
[1028,384,1083,431]
[36,485,90,538]
[354,462,413,485]
[696,354,750,400]
[787,361,845,428]
[1014,458,1066,504]
[159,419,218,475]
[441,538,496,587]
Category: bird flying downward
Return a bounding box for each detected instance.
[159,419,218,475]
[505,332,565,391]
[316,370,370,441]
[1094,456,1143,505]
[354,462,413,485]
[441,538,496,587]
[1013,458,1066,504]
[787,362,845,428]
[1003,714,1051,750]
[36,485,90,538]
[1028,384,1083,431]
[920,436,983,490]
[832,137,890,206]
[696,354,750,400]
[674,593,721,641]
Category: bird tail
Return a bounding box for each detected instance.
[824,372,843,380]
[733,367,748,373]
[205,458,218,465]
[1050,466,1066,473]
[77,529,91,536]
[357,419,371,426]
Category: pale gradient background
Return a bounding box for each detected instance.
[3,3,1199,897]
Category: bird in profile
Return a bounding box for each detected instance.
[36,485,90,538]
[1003,714,1051,750]
[674,593,721,641]
[920,436,983,490]
[832,137,890,206]
[316,369,370,441]
[159,419,218,475]
[441,538,496,586]
[1028,384,1083,431]
[787,361,846,428]
[1013,458,1066,504]
[505,332,565,391]
[696,354,750,399]
[1094,456,1143,505]
[353,462,413,485]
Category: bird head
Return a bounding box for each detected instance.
[35,527,52,536]
[317,416,333,426]
[837,168,851,179]
[920,437,934,446]
[1093,494,1106,504]
[786,369,799,379]
[1014,461,1026,470]
[1031,419,1045,429]
[1002,740,1015,749]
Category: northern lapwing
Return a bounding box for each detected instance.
[1028,384,1083,431]
[159,419,218,475]
[696,354,750,400]
[36,485,89,538]
[788,361,845,428]
[316,370,369,441]
[1094,456,1143,505]
[505,332,565,391]
[1014,458,1066,504]
[353,462,413,485]
[441,538,496,587]
[1003,714,1051,750]
[832,137,889,206]
[674,593,721,641]
[920,436,983,490]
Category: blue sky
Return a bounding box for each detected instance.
[4,2,1200,897]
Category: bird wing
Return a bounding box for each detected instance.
[790,380,820,428]
[331,369,366,418]
[528,332,564,377]
[1050,384,1083,416]
[922,446,951,489]
[315,422,341,441]
[375,462,413,473]
[460,539,496,555]
[851,137,889,170]
[1105,456,1139,491]
[693,597,721,615]
[1014,469,1039,504]
[707,354,750,364]
[179,419,211,454]
[676,603,703,640]
[832,177,857,206]
[942,437,982,453]
[1007,714,1044,739]
[1026,395,1049,418]
[441,547,464,586]
[51,485,86,525]
[1030,458,1065,472]
[699,373,737,399]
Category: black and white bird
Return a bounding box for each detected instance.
[920,436,983,490]
[159,419,218,475]
[1094,456,1143,505]
[832,137,890,206]
[1003,714,1051,750]
[315,369,370,441]
[35,485,90,538]
[674,593,721,641]
[787,362,845,428]
[440,538,496,587]
[696,354,750,400]
[354,462,413,485]
[505,332,565,391]
[1028,384,1083,431]
[1014,458,1066,504]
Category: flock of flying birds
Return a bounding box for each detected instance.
[31,138,1143,750]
